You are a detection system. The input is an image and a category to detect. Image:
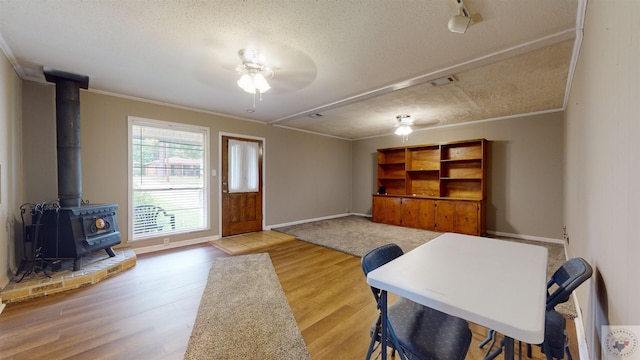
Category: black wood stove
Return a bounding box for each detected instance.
[37,69,121,271]
[38,204,120,271]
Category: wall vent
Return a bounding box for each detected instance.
[430,76,457,87]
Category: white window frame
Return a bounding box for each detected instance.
[128,116,210,241]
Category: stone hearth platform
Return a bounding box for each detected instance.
[1,247,136,304]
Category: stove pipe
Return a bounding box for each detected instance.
[44,69,89,208]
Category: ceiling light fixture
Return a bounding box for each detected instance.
[395,114,414,142]
[448,0,472,34]
[236,48,274,107]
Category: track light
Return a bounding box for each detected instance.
[448,0,472,34]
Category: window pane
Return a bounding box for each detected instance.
[130,120,208,239]
[229,139,259,193]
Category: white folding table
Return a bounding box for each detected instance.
[367,232,548,360]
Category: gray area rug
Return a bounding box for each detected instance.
[275,215,577,318]
[185,253,311,360]
[275,215,442,257]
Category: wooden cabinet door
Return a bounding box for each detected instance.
[435,200,456,232]
[454,201,479,235]
[402,198,436,230]
[372,196,385,223]
[400,198,420,228]
[385,197,402,226]
[416,198,436,230]
[372,196,402,225]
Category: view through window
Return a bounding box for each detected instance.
[129,118,208,239]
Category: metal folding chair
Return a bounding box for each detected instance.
[362,243,472,360]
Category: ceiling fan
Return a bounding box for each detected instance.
[394,114,440,141]
[395,114,414,134]
[394,114,414,142]
[191,38,318,91]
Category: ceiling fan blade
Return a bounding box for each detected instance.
[412,119,441,130]
[269,69,317,93]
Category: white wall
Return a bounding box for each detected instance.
[565,0,640,357]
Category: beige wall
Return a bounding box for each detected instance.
[0,49,22,288]
[352,111,565,240]
[21,83,352,250]
[21,81,56,202]
[565,0,640,357]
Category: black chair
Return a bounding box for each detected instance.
[362,243,472,360]
[133,205,176,234]
[482,257,593,360]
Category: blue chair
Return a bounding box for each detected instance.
[362,243,472,360]
[545,257,593,311]
[541,310,568,360]
[532,257,593,360]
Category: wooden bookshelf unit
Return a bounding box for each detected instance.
[373,138,487,235]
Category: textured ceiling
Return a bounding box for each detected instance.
[0,0,580,139]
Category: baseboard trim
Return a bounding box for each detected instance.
[351,212,371,218]
[132,235,218,255]
[266,212,352,230]
[487,230,565,245]
[572,291,591,359]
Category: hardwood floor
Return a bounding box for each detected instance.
[0,239,578,359]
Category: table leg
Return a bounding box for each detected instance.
[504,336,515,360]
[381,290,388,360]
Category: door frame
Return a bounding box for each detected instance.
[218,132,266,236]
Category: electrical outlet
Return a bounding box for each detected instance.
[164,238,170,246]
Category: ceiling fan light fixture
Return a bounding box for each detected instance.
[236,48,274,106]
[237,74,256,94]
[395,124,413,136]
[252,73,271,93]
[395,114,414,142]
